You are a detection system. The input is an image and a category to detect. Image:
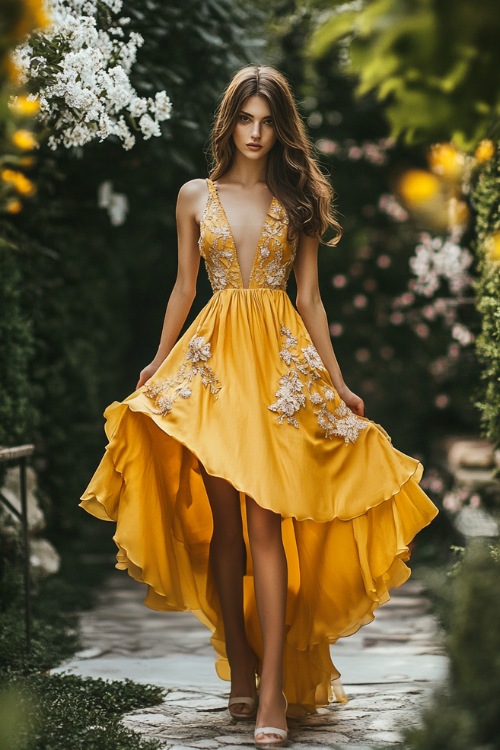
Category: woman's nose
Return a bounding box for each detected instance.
[251,121,261,139]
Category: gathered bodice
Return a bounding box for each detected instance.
[198,178,298,292]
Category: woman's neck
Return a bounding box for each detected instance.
[224,153,268,186]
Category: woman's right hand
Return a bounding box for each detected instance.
[136,362,161,390]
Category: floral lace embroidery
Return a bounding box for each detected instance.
[198,187,242,291]
[198,180,297,291]
[268,324,369,444]
[144,332,221,415]
[249,202,298,290]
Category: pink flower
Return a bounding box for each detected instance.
[400,292,415,306]
[329,322,344,337]
[357,245,373,260]
[316,139,338,155]
[430,477,444,493]
[380,346,394,360]
[355,348,371,363]
[469,494,481,509]
[443,491,460,512]
[353,294,368,309]
[415,323,430,339]
[376,254,392,268]
[332,274,347,288]
[389,311,405,325]
[348,146,362,160]
[435,394,449,409]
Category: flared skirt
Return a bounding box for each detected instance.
[80,288,438,712]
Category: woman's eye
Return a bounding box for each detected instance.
[239,114,249,122]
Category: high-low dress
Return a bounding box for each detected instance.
[80,178,438,713]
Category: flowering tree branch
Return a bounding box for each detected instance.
[13,0,172,150]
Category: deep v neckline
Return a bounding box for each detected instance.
[209,179,276,289]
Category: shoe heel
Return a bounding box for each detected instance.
[254,691,288,748]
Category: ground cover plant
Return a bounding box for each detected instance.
[0,525,165,750]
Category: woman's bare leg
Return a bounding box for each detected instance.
[246,496,288,739]
[199,463,257,715]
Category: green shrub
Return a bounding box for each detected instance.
[0,235,36,448]
[404,544,500,749]
[0,675,164,750]
[471,146,500,449]
[0,522,164,750]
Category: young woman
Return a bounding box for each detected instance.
[80,65,438,748]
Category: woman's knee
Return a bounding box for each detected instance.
[211,522,244,550]
[246,497,282,550]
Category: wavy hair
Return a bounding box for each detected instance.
[208,65,342,246]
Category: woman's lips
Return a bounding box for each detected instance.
[246,143,262,150]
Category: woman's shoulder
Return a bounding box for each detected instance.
[177,179,209,222]
[178,178,208,202]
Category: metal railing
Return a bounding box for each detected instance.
[0,443,35,652]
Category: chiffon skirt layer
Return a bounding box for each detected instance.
[80,288,438,713]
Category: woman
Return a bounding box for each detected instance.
[80,65,438,749]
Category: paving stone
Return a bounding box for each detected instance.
[52,574,446,748]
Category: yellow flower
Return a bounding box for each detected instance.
[448,198,470,230]
[5,199,23,215]
[5,56,22,85]
[485,232,500,264]
[398,170,442,205]
[16,176,36,197]
[1,169,36,197]
[428,143,465,181]
[1,169,17,182]
[10,96,40,117]
[475,139,495,163]
[12,129,39,151]
[13,0,50,41]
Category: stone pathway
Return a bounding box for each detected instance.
[54,567,446,749]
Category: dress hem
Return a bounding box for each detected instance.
[105,398,429,525]
[79,399,438,646]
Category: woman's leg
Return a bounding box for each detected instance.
[199,463,257,715]
[246,496,288,738]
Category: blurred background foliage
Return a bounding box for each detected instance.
[310,0,500,148]
[306,0,500,453]
[403,544,500,750]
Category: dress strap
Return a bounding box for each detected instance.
[206,178,217,198]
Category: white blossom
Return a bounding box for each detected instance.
[139,113,161,140]
[452,323,475,347]
[97,180,129,226]
[409,232,473,298]
[13,0,172,151]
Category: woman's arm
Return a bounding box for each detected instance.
[136,180,205,389]
[294,232,365,417]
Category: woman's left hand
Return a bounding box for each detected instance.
[336,384,365,417]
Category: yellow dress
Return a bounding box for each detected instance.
[80,178,438,712]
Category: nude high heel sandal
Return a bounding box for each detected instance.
[228,658,260,721]
[228,695,259,721]
[254,692,288,748]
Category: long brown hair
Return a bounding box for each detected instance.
[209,65,342,246]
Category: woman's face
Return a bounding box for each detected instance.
[232,95,277,161]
